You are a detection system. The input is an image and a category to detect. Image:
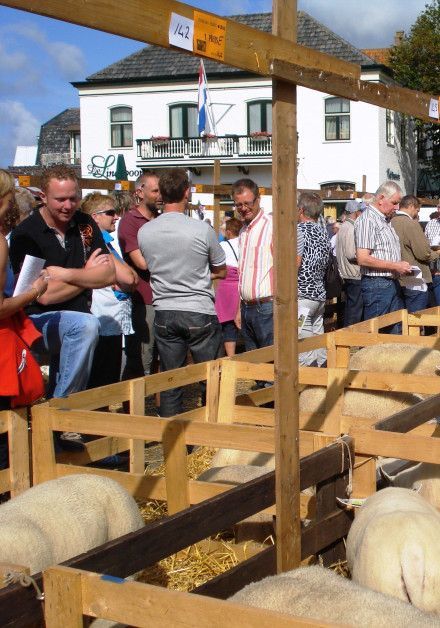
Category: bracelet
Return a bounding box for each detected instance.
[30,287,42,304]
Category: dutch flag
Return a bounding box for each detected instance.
[197,60,209,136]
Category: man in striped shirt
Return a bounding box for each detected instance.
[354,180,412,333]
[424,204,440,305]
[233,178,274,351]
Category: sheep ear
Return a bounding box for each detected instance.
[401,542,425,607]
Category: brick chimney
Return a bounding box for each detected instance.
[394,31,404,46]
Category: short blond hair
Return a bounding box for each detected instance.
[81,192,115,215]
[0,169,15,198]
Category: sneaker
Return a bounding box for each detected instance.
[59,432,86,452]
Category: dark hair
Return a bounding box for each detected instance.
[231,178,259,199]
[399,194,420,210]
[135,169,157,189]
[159,168,189,204]
[40,164,78,193]
[298,191,323,219]
[225,217,242,237]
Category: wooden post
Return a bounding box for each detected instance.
[44,566,83,628]
[31,403,57,485]
[272,0,301,571]
[7,408,30,495]
[213,159,221,235]
[128,379,145,474]
[162,420,190,514]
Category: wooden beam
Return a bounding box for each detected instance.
[0,0,359,81]
[374,393,440,433]
[272,0,301,572]
[270,59,439,124]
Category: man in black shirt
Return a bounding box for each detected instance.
[10,165,115,413]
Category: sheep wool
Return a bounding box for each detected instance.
[346,487,440,614]
[210,449,275,469]
[382,462,440,511]
[230,565,438,627]
[0,474,144,575]
[349,343,440,376]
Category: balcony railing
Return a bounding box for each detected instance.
[136,135,272,160]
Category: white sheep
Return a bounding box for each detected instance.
[229,565,438,627]
[210,449,275,469]
[0,474,144,575]
[380,462,440,510]
[349,343,440,377]
[346,487,440,614]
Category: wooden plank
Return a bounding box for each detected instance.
[144,361,208,394]
[333,329,440,349]
[48,408,277,453]
[205,360,220,422]
[163,421,190,513]
[270,59,439,124]
[0,468,10,493]
[0,413,8,434]
[1,1,360,81]
[128,378,146,474]
[231,346,274,363]
[352,455,376,499]
[350,427,440,464]
[7,409,30,496]
[323,368,345,434]
[31,403,57,485]
[43,567,83,628]
[77,566,332,628]
[49,380,130,410]
[55,436,130,466]
[217,361,237,424]
[374,393,440,433]
[234,361,275,381]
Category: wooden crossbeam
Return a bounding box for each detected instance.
[270,59,439,124]
[2,0,438,123]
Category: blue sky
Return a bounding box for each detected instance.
[0,0,429,167]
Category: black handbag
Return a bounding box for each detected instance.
[325,253,343,299]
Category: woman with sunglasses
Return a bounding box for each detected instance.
[81,193,138,387]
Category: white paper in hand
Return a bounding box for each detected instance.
[13,255,45,296]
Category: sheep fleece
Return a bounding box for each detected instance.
[230,566,437,627]
[0,474,144,575]
[346,487,440,614]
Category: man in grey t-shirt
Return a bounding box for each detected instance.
[138,168,226,416]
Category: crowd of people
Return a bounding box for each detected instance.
[1,164,438,457]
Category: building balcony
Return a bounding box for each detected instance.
[136,135,272,166]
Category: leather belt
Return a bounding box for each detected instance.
[241,296,273,306]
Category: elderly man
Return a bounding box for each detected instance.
[336,199,364,326]
[118,170,161,378]
[354,180,412,333]
[233,178,274,351]
[424,202,440,305]
[391,195,440,313]
[138,168,225,417]
[10,165,115,448]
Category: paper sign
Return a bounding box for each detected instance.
[195,184,203,193]
[194,11,226,61]
[117,180,130,191]
[13,255,45,297]
[18,175,31,187]
[400,265,427,292]
[169,12,194,52]
[429,98,439,119]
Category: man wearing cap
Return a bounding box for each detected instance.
[424,203,440,305]
[354,180,412,333]
[336,199,364,326]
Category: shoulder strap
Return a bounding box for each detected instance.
[225,239,238,262]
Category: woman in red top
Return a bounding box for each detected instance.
[0,170,48,470]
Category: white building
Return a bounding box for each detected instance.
[73,11,416,205]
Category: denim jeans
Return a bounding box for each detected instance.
[402,286,429,314]
[122,300,155,378]
[343,279,363,327]
[30,310,100,398]
[432,275,440,307]
[298,298,326,366]
[360,276,403,334]
[240,301,274,351]
[154,310,222,417]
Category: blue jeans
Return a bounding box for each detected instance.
[402,286,429,313]
[154,310,222,417]
[432,275,440,306]
[240,300,274,351]
[343,279,363,327]
[30,311,100,398]
[360,276,403,334]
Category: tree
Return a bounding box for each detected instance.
[390,0,440,193]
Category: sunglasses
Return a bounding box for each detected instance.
[95,209,117,217]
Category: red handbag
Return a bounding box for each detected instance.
[0,311,45,408]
